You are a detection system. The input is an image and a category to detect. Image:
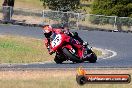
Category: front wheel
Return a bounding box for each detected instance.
[62,48,83,63]
[54,54,64,64]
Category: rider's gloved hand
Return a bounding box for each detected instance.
[49,50,54,55]
[47,46,54,55]
[47,46,50,52]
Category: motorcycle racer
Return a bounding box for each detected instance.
[42,24,88,55]
[42,24,97,63]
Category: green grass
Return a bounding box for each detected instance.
[0,35,54,63]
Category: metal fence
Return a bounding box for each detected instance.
[42,10,132,31]
[0,7,132,31]
[80,14,132,31]
[42,10,79,29]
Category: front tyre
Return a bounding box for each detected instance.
[54,55,64,64]
[62,48,83,63]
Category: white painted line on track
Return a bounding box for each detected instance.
[103,49,117,59]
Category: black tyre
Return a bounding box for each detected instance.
[62,48,82,63]
[76,75,87,85]
[54,55,64,64]
[88,53,97,63]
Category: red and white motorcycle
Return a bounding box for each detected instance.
[44,28,97,64]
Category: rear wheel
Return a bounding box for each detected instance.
[62,48,83,63]
[88,53,97,63]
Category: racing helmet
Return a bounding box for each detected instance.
[43,25,53,38]
[43,25,53,33]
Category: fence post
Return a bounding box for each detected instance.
[42,10,45,25]
[3,6,12,22]
[76,13,80,30]
[9,6,11,21]
[114,16,117,30]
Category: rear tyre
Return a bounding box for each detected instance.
[88,53,97,63]
[62,48,83,63]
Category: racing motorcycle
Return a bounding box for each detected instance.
[44,29,97,64]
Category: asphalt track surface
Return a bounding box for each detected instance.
[0,25,132,69]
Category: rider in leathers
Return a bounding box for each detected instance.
[43,25,87,55]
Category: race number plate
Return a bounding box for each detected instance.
[51,34,62,48]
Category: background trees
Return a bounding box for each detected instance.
[91,0,132,17]
[40,0,80,11]
[40,0,132,30]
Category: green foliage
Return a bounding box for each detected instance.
[40,0,80,11]
[0,41,32,52]
[91,0,132,17]
[90,0,132,27]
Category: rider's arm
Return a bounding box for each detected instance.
[70,32,84,44]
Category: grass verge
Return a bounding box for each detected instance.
[0,34,54,63]
[0,70,131,88]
